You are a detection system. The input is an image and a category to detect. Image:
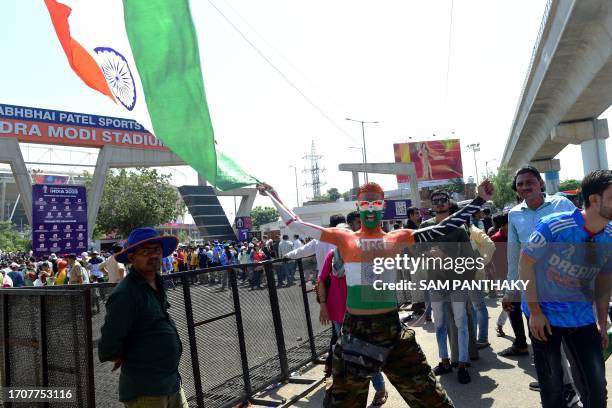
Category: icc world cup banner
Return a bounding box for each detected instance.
[32,184,88,257]
[393,139,463,187]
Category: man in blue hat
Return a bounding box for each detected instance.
[98,227,185,407]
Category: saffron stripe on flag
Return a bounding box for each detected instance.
[44,0,115,101]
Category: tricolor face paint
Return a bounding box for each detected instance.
[357,200,384,229]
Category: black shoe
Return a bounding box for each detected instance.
[433,362,452,375]
[324,366,332,378]
[563,386,579,407]
[457,367,471,384]
[529,381,540,391]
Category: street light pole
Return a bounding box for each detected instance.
[467,143,481,184]
[485,158,497,178]
[346,118,379,183]
[289,165,299,207]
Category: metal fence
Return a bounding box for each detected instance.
[0,256,333,407]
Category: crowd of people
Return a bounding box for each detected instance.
[0,233,312,291]
[0,248,120,287]
[1,167,609,408]
[257,168,611,408]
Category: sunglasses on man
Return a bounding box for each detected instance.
[431,197,449,205]
[357,200,385,211]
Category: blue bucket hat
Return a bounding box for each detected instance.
[114,227,178,264]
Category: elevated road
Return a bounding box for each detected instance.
[502,0,611,180]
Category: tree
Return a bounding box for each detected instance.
[251,206,279,230]
[326,187,341,201]
[86,168,182,237]
[488,165,516,209]
[559,179,581,191]
[447,178,466,195]
[0,221,30,252]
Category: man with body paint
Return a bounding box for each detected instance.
[257,179,495,407]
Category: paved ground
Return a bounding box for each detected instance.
[256,298,612,408]
[91,261,329,408]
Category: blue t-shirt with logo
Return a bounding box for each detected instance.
[521,208,612,327]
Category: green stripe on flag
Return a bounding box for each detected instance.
[123,0,257,190]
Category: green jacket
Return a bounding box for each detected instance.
[98,267,182,402]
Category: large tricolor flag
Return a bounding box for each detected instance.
[44,0,257,191]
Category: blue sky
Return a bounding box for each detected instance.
[1,0,610,218]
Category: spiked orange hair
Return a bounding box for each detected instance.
[357,182,385,199]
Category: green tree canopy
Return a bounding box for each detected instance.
[489,165,516,209]
[325,187,341,201]
[559,179,581,191]
[251,206,279,230]
[0,221,30,252]
[86,168,182,237]
[447,179,466,195]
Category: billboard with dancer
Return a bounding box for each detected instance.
[393,139,463,187]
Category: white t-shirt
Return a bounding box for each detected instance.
[1,274,13,288]
[99,255,125,283]
[293,239,303,250]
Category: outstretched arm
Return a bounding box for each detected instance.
[257,183,325,241]
[285,238,316,259]
[412,180,494,243]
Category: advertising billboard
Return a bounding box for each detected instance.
[32,184,88,257]
[393,139,463,188]
[0,103,168,151]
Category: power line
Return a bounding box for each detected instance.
[217,0,348,115]
[206,0,359,144]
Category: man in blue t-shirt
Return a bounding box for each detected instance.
[520,170,612,408]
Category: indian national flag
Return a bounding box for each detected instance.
[43,0,257,191]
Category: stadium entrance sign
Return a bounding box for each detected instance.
[0,103,168,151]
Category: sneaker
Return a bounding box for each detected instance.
[496,325,505,337]
[457,367,471,384]
[529,381,540,391]
[370,390,388,407]
[433,362,453,375]
[564,386,580,407]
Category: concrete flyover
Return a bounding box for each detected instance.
[501,0,611,191]
[338,162,420,206]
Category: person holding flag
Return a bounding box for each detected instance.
[257,179,495,407]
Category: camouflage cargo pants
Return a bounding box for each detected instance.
[324,312,454,408]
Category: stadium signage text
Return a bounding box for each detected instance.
[0,103,168,151]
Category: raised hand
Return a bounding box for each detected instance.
[477,179,495,201]
[256,183,274,196]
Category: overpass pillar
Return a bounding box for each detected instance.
[530,159,561,194]
[580,119,609,174]
[552,119,609,175]
[351,171,359,199]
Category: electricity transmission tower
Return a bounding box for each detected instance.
[303,141,326,200]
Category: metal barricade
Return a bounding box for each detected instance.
[0,255,329,408]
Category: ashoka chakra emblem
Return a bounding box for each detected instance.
[94,47,137,111]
